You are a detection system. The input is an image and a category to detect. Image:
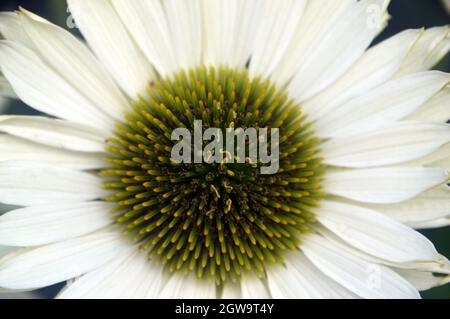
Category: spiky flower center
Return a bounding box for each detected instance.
[102,66,323,286]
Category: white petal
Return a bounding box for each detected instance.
[0,116,107,153]
[407,85,450,123]
[0,231,125,290]
[226,0,265,68]
[322,122,450,168]
[0,12,29,44]
[283,0,390,101]
[199,0,227,65]
[62,248,163,299]
[396,26,450,76]
[241,273,270,299]
[113,0,202,75]
[409,217,450,230]
[111,0,176,75]
[267,250,357,299]
[0,291,37,298]
[405,143,450,170]
[15,10,129,123]
[0,161,109,206]
[0,41,114,132]
[301,234,420,299]
[221,283,242,299]
[67,0,154,98]
[361,185,450,225]
[324,167,448,204]
[395,268,450,291]
[58,248,163,299]
[316,200,439,263]
[248,0,307,78]
[302,29,421,121]
[0,134,106,170]
[201,0,238,66]
[314,71,450,138]
[320,227,450,275]
[0,202,113,247]
[202,0,294,69]
[160,275,216,299]
[162,0,203,70]
[429,156,450,170]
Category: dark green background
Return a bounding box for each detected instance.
[0,0,449,299]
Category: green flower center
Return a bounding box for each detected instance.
[102,66,324,286]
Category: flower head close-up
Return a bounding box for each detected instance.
[0,0,449,299]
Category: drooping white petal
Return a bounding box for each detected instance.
[0,231,125,290]
[0,247,37,297]
[14,10,129,123]
[240,273,270,299]
[361,185,450,225]
[132,263,165,299]
[405,143,450,170]
[0,41,114,132]
[162,0,203,71]
[221,283,242,299]
[111,0,177,75]
[324,167,448,204]
[0,134,106,170]
[267,251,357,298]
[248,0,307,78]
[201,0,238,66]
[282,0,390,101]
[316,200,439,263]
[322,122,450,168]
[0,202,114,247]
[225,0,264,68]
[0,161,109,206]
[160,275,216,299]
[319,227,450,275]
[0,116,107,153]
[396,26,450,77]
[67,0,154,98]
[395,268,450,291]
[301,234,420,299]
[409,217,450,230]
[428,156,450,170]
[58,248,155,299]
[302,29,421,121]
[313,72,450,138]
[407,86,450,123]
[60,248,164,299]
[202,0,288,69]
[113,0,203,74]
[0,12,30,45]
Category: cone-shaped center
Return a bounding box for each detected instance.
[102,66,323,285]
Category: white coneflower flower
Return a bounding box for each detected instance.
[0,0,449,299]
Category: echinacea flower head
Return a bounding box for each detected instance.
[0,0,449,299]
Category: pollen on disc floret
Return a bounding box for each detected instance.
[101,65,324,286]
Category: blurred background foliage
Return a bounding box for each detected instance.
[0,0,449,299]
